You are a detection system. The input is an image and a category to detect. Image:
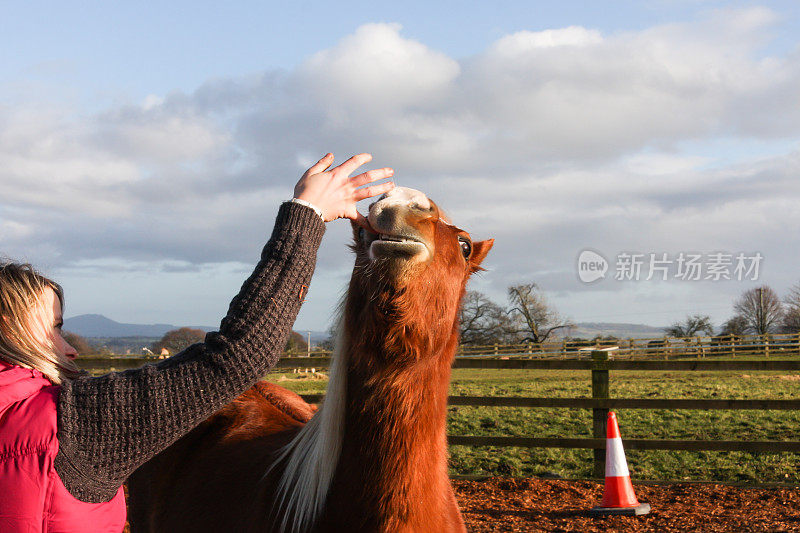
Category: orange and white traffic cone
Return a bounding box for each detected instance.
[589,411,651,516]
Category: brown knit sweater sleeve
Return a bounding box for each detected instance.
[55,202,325,502]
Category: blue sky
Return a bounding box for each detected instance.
[2,1,800,334]
[6,1,798,106]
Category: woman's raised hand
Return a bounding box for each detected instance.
[293,153,394,229]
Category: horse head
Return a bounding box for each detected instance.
[346,186,494,366]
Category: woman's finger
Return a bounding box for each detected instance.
[331,153,372,178]
[353,181,395,202]
[305,153,334,176]
[350,167,393,188]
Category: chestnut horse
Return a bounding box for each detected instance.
[128,187,493,532]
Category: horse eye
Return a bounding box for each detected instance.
[458,236,472,259]
[358,227,366,242]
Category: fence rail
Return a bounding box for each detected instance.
[446,437,800,454]
[454,331,800,359]
[96,331,800,360]
[298,393,800,410]
[76,355,800,373]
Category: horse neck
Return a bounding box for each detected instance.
[327,282,461,527]
[272,269,465,533]
[347,347,453,457]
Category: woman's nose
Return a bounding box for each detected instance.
[64,341,78,359]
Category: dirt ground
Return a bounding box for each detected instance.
[453,477,800,532]
[124,478,800,531]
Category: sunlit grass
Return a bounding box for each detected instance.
[267,366,800,483]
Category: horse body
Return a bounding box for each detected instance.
[128,187,492,532]
[128,383,311,531]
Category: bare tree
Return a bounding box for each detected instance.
[720,315,748,336]
[284,331,309,354]
[507,283,572,343]
[733,285,783,335]
[152,327,207,355]
[62,331,97,356]
[664,314,714,338]
[459,291,510,345]
[782,283,800,333]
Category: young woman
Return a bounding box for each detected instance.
[0,153,394,532]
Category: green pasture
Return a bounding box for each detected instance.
[268,362,800,484]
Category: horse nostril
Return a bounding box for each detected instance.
[376,209,396,229]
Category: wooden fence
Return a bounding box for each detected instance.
[97,331,800,360]
[454,332,800,359]
[76,350,800,479]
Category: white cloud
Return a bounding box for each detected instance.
[301,23,460,112]
[142,94,165,110]
[0,106,141,216]
[92,107,229,165]
[0,220,33,241]
[488,26,603,53]
[458,7,799,164]
[623,153,710,175]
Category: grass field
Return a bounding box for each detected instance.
[268,360,800,484]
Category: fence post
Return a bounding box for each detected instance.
[591,349,609,478]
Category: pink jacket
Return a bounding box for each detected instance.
[0,361,126,532]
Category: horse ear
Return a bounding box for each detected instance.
[469,239,494,273]
[350,219,360,243]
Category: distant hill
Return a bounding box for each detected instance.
[64,314,330,346]
[560,322,665,339]
[63,314,215,338]
[64,314,664,344]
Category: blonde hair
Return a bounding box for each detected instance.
[0,262,82,384]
